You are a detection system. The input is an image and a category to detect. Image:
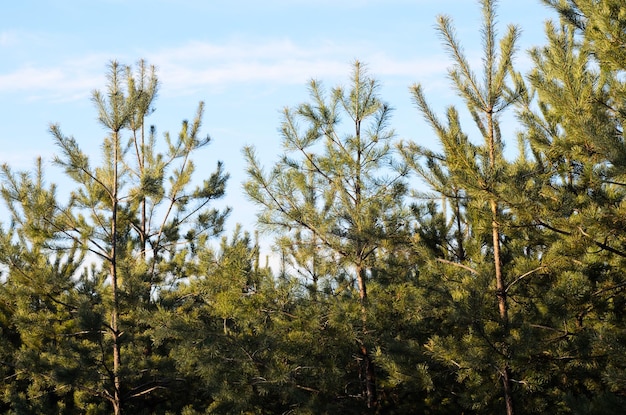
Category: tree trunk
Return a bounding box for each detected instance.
[111,132,123,415]
[502,364,515,415]
[489,110,514,415]
[492,202,514,415]
[356,263,376,408]
[491,199,507,323]
[360,344,377,409]
[353,111,377,409]
[111,258,122,415]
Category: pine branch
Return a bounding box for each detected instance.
[436,258,478,275]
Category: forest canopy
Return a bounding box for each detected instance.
[1,1,626,414]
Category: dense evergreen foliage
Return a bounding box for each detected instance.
[1,1,626,413]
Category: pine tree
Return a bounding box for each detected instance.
[244,61,407,410]
[0,60,229,414]
[401,1,524,412]
[511,2,626,410]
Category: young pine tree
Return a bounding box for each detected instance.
[0,60,229,415]
[512,5,626,410]
[401,1,525,413]
[244,61,407,410]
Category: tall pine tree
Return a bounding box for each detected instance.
[0,60,229,414]
[401,1,524,412]
[511,2,626,410]
[244,61,407,410]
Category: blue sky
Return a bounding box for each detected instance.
[0,0,556,254]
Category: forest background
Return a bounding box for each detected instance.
[2,0,626,414]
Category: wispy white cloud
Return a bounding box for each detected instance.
[0,38,446,101]
[0,31,16,46]
[149,38,449,96]
[145,39,340,95]
[0,53,109,102]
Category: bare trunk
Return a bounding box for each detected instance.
[502,365,515,415]
[351,78,377,409]
[454,193,466,262]
[140,124,147,260]
[355,120,377,408]
[491,198,514,414]
[356,262,376,408]
[360,343,377,409]
[111,133,122,415]
[356,262,367,302]
[111,284,122,414]
[488,112,514,415]
[491,200,507,323]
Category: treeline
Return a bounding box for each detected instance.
[1,1,626,414]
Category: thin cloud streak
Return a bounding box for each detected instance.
[0,38,447,101]
[0,54,109,102]
[0,31,16,46]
